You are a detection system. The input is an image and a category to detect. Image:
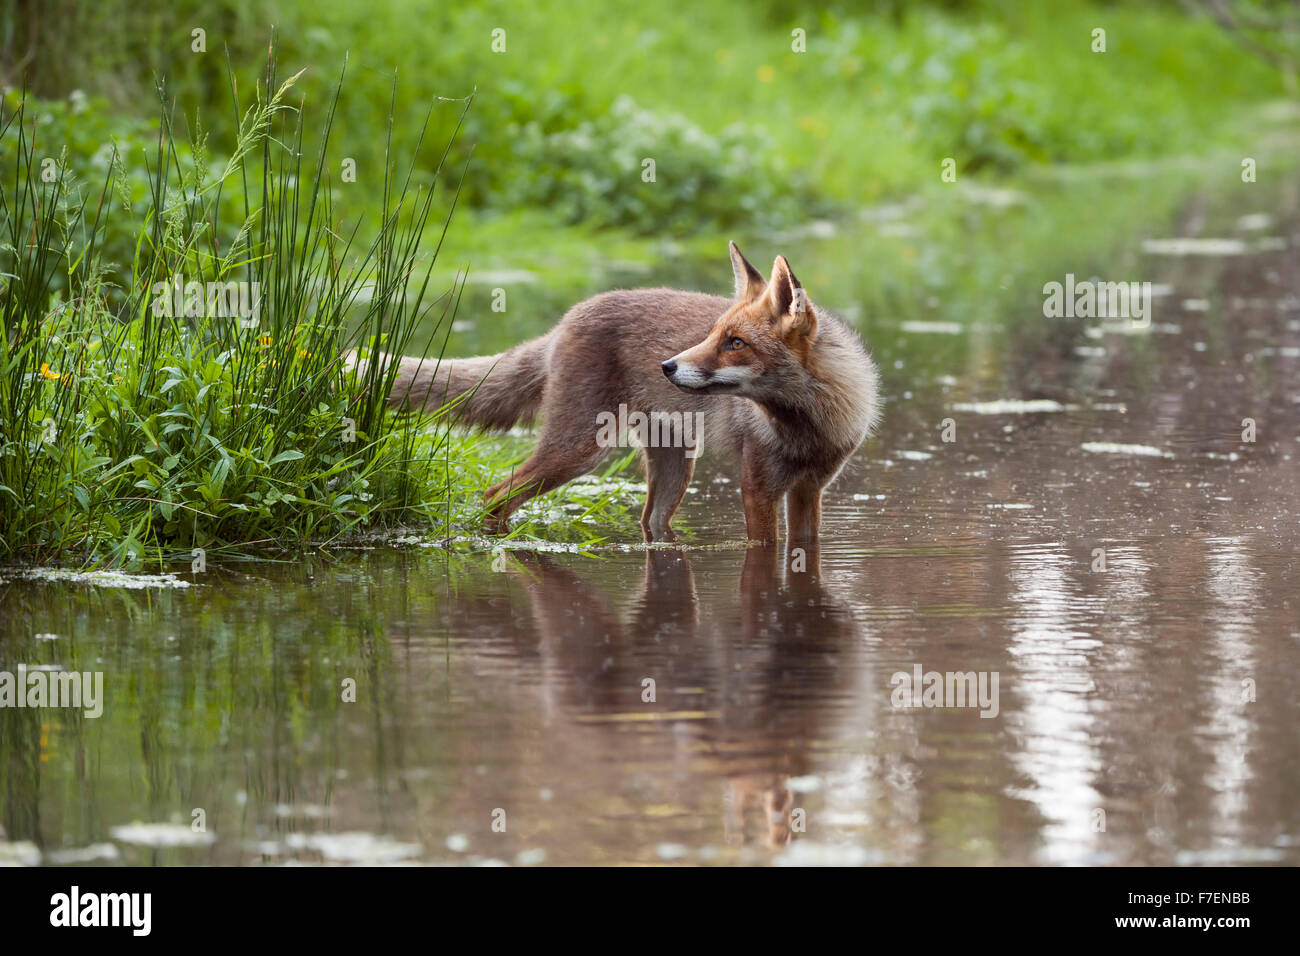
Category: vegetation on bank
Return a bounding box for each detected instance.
[0,55,638,565]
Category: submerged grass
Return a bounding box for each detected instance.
[0,43,635,567]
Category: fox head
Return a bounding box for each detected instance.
[662,242,817,399]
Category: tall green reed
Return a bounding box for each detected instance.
[0,41,472,564]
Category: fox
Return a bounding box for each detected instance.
[356,242,879,543]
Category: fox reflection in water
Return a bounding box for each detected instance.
[484,543,865,850]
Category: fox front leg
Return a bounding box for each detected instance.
[740,445,780,543]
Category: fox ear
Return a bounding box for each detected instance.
[729,241,765,301]
[767,256,816,340]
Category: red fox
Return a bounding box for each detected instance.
[358,243,879,542]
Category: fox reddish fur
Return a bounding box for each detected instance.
[358,243,879,542]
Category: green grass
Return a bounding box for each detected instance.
[0,49,638,566]
[8,1,1288,235]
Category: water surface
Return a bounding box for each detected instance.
[3,174,1299,866]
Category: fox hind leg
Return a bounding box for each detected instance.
[784,479,823,543]
[640,445,695,543]
[484,435,607,533]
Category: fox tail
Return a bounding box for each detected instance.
[345,333,552,431]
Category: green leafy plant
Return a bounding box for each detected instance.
[0,45,507,564]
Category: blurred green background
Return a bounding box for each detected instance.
[5,0,1295,240]
[3,0,1299,380]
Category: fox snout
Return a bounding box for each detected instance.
[662,355,715,390]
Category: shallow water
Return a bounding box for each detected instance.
[2,175,1299,866]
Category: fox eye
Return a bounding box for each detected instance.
[724,336,747,351]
